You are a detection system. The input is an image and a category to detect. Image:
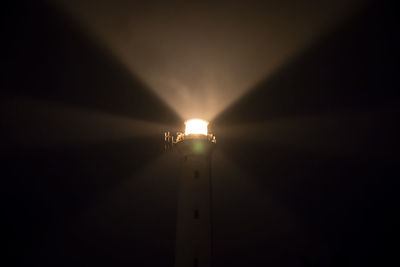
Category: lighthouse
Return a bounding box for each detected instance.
[165,119,216,267]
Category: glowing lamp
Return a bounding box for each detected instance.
[184,119,208,136]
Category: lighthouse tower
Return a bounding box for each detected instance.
[165,119,216,267]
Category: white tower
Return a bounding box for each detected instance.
[165,119,216,267]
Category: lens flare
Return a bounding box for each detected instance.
[185,119,208,136]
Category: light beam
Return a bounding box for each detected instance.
[1,97,173,148]
[53,0,366,121]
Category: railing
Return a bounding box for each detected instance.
[164,132,216,151]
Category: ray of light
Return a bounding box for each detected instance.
[214,110,398,157]
[212,149,319,257]
[33,150,180,261]
[58,152,180,244]
[1,97,177,148]
[52,0,366,121]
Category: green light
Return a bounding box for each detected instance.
[192,141,204,153]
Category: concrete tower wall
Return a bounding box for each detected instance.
[175,139,214,267]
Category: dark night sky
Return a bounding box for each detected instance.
[2,1,399,266]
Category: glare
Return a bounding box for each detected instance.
[185,119,208,136]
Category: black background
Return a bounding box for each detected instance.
[2,1,399,266]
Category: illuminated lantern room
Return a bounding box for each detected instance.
[184,119,208,136]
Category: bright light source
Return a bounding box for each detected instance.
[185,119,208,136]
